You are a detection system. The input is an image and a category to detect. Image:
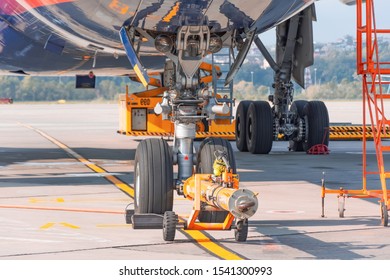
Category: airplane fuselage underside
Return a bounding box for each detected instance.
[0,0,314,76]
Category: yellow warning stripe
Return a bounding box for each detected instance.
[117,130,235,140]
[19,123,134,198]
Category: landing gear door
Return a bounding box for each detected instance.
[292,5,315,88]
[224,30,256,86]
[119,27,150,87]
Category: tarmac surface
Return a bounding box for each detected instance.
[1,102,390,260]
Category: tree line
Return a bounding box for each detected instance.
[235,38,390,100]
[0,76,143,102]
[0,38,389,102]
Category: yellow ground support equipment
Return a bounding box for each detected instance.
[117,78,390,141]
[163,152,258,242]
[127,148,258,242]
[329,126,390,140]
[118,95,390,141]
[118,61,235,140]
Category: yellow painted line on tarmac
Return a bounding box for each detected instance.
[40,222,80,230]
[18,123,134,198]
[181,230,245,260]
[29,197,65,203]
[40,222,55,230]
[60,222,80,229]
[177,217,245,260]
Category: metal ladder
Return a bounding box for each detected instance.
[212,49,234,120]
[322,0,390,225]
[358,0,390,225]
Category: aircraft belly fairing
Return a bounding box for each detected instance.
[0,0,314,75]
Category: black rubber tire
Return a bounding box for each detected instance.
[235,100,251,152]
[163,211,177,241]
[234,219,248,242]
[134,138,174,214]
[303,101,329,152]
[196,138,236,223]
[246,101,273,154]
[289,100,309,152]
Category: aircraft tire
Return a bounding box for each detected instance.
[289,100,309,152]
[235,100,251,152]
[196,137,236,223]
[134,138,174,214]
[246,101,273,154]
[303,101,329,151]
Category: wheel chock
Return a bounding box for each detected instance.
[307,144,330,155]
[131,214,164,229]
[125,209,135,224]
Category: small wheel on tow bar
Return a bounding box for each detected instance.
[163,211,177,241]
[246,101,273,154]
[234,219,249,242]
[134,138,174,214]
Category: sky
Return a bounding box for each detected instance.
[313,0,388,43]
[260,0,389,44]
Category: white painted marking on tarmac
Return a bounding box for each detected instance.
[237,168,265,172]
[0,237,60,243]
[266,210,305,214]
[16,162,84,166]
[65,172,123,177]
[346,152,377,155]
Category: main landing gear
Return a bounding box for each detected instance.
[234,99,329,154]
[235,6,329,154]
